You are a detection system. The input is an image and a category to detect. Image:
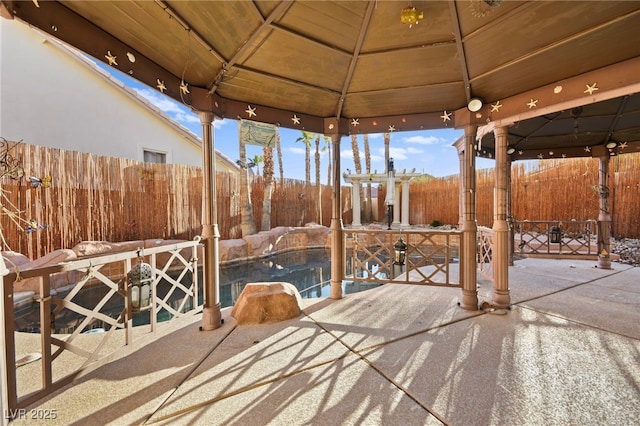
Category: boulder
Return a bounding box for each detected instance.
[231,282,302,324]
[244,233,272,258]
[72,240,144,257]
[219,239,247,262]
[12,249,81,293]
[2,251,30,268]
[302,226,331,247]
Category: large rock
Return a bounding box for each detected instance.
[303,226,331,247]
[244,233,272,258]
[12,249,81,293]
[231,282,302,324]
[219,239,247,263]
[2,251,30,268]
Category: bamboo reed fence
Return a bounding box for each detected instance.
[1,143,638,259]
[391,155,639,238]
[0,144,349,259]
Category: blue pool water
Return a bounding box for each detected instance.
[218,248,379,307]
[14,248,380,333]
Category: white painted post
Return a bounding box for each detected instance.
[401,179,410,227]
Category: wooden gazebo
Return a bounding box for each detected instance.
[2,0,639,327]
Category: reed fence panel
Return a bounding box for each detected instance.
[1,144,638,259]
[404,155,638,238]
[1,144,354,258]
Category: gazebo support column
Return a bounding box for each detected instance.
[199,111,222,331]
[507,155,514,266]
[459,124,478,310]
[492,126,511,308]
[330,133,344,299]
[455,138,465,229]
[352,178,362,227]
[597,155,612,269]
[401,179,410,227]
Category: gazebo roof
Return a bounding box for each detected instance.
[2,0,639,160]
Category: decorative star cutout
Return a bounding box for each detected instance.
[487,152,493,158]
[105,51,118,66]
[584,83,599,95]
[537,153,544,159]
[619,141,628,150]
[584,146,591,153]
[388,125,396,132]
[180,81,190,95]
[527,99,538,109]
[440,110,452,122]
[518,150,523,155]
[245,105,256,118]
[490,101,502,112]
[351,118,359,127]
[549,151,554,156]
[291,115,301,125]
[562,153,567,158]
[156,79,166,93]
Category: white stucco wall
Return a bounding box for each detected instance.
[1,18,236,171]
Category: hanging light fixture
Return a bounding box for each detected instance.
[401,4,424,28]
[467,97,483,112]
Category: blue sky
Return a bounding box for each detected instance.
[106,66,495,181]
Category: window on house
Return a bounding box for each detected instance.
[143,149,167,164]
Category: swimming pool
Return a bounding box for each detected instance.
[14,248,380,333]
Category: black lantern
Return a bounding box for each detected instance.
[549,226,562,244]
[127,261,153,312]
[394,237,408,265]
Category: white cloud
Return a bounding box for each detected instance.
[340,148,355,158]
[215,118,234,130]
[134,87,199,125]
[402,135,444,145]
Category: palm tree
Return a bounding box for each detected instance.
[296,131,314,185]
[238,127,256,236]
[276,129,284,184]
[363,134,372,222]
[249,154,264,176]
[351,134,363,175]
[384,133,390,172]
[261,132,276,231]
[324,135,332,186]
[314,134,326,224]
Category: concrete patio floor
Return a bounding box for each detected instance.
[12,258,640,425]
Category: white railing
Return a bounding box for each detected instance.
[343,229,463,288]
[477,226,494,280]
[2,240,201,413]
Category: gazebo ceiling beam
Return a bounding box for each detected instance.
[207,0,293,95]
[335,0,376,120]
[449,1,472,103]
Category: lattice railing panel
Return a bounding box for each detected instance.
[3,240,201,411]
[477,226,494,280]
[345,229,462,288]
[516,220,596,255]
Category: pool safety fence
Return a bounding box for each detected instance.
[344,229,463,288]
[1,240,201,413]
